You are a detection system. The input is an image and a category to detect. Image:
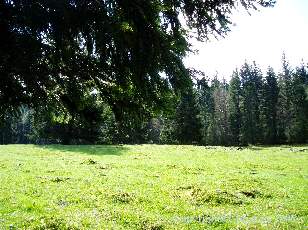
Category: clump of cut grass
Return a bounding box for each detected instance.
[36,176,70,183]
[111,191,135,204]
[193,214,228,226]
[96,164,110,170]
[177,185,244,206]
[140,220,164,230]
[23,216,78,230]
[81,158,97,165]
[191,188,244,206]
[50,177,70,183]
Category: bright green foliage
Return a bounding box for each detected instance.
[0,144,307,229]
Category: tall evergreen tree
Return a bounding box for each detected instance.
[277,54,293,143]
[204,78,219,145]
[239,62,263,145]
[197,78,215,145]
[174,89,202,144]
[209,77,230,145]
[261,67,279,144]
[228,70,241,145]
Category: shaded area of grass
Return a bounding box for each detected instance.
[0,144,307,229]
[39,144,128,156]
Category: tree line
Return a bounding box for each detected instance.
[1,55,307,145]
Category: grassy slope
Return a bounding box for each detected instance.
[0,145,307,229]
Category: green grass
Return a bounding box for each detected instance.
[0,145,307,229]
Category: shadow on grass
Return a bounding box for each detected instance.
[245,144,308,151]
[245,146,265,151]
[37,145,128,156]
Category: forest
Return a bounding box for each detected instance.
[0,1,307,146]
[1,0,287,146]
[1,55,307,146]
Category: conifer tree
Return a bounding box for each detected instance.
[277,54,293,143]
[174,89,202,144]
[228,70,242,145]
[261,67,279,144]
[239,62,263,145]
[210,78,230,145]
[197,78,215,145]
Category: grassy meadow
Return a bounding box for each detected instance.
[0,144,307,229]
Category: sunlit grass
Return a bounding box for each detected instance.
[0,144,307,229]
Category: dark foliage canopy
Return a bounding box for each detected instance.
[0,0,275,120]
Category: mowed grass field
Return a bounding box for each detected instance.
[0,145,307,229]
